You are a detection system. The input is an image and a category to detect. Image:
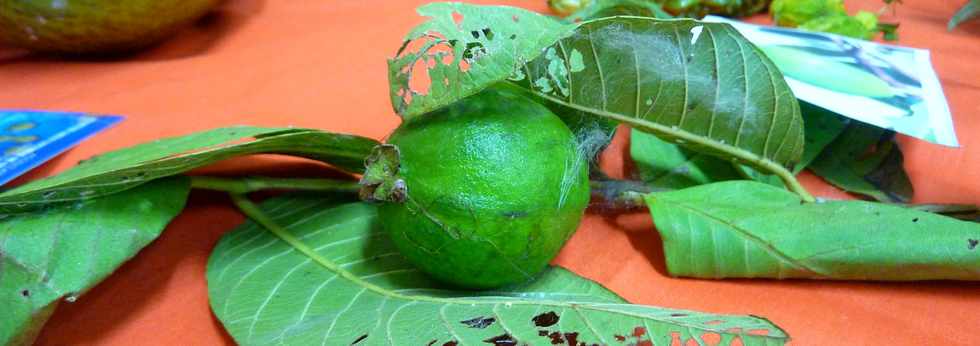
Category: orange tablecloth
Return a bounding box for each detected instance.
[2,0,978,344]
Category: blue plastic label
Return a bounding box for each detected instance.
[0,110,122,186]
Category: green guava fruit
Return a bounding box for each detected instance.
[770,0,846,27]
[361,88,590,289]
[0,0,219,54]
[799,11,878,40]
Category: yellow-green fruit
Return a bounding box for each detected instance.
[549,0,593,16]
[770,0,846,27]
[799,13,877,40]
[369,88,590,289]
[0,0,219,54]
[762,45,896,98]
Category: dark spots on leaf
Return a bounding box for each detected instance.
[632,326,647,338]
[443,341,458,346]
[350,334,368,345]
[512,15,520,22]
[503,211,528,219]
[482,28,494,40]
[483,333,517,345]
[912,217,919,223]
[509,34,517,40]
[532,311,560,327]
[544,331,565,344]
[539,330,549,337]
[21,290,30,297]
[563,332,580,345]
[471,30,480,39]
[686,102,698,112]
[460,316,496,329]
[969,239,978,250]
[670,313,687,317]
[615,335,626,342]
[636,340,653,346]
[426,341,436,346]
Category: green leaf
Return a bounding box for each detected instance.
[808,123,913,203]
[388,2,574,119]
[208,196,787,346]
[514,17,804,180]
[797,101,848,172]
[644,180,980,280]
[0,127,378,213]
[630,101,844,190]
[0,178,190,345]
[949,0,980,30]
[630,128,743,189]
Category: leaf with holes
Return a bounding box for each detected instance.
[388,2,573,119]
[0,127,378,213]
[949,0,980,30]
[644,180,980,280]
[207,196,787,346]
[808,123,913,203]
[0,177,190,345]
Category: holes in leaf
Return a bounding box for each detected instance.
[451,11,463,26]
[21,289,30,298]
[700,332,722,346]
[408,53,432,95]
[462,41,487,61]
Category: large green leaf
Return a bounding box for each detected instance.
[390,4,805,188]
[0,127,378,213]
[513,16,804,175]
[949,0,980,30]
[807,123,913,203]
[208,196,787,346]
[0,178,190,345]
[644,181,980,280]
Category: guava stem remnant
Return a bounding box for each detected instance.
[189,176,360,195]
[589,179,657,213]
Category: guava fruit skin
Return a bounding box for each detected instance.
[377,88,590,289]
[0,0,219,54]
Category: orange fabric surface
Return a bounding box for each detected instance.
[1,0,978,344]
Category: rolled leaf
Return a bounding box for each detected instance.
[0,127,377,213]
[0,178,190,345]
[949,0,980,30]
[208,196,788,346]
[645,181,980,280]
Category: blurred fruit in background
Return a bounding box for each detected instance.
[0,0,220,54]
